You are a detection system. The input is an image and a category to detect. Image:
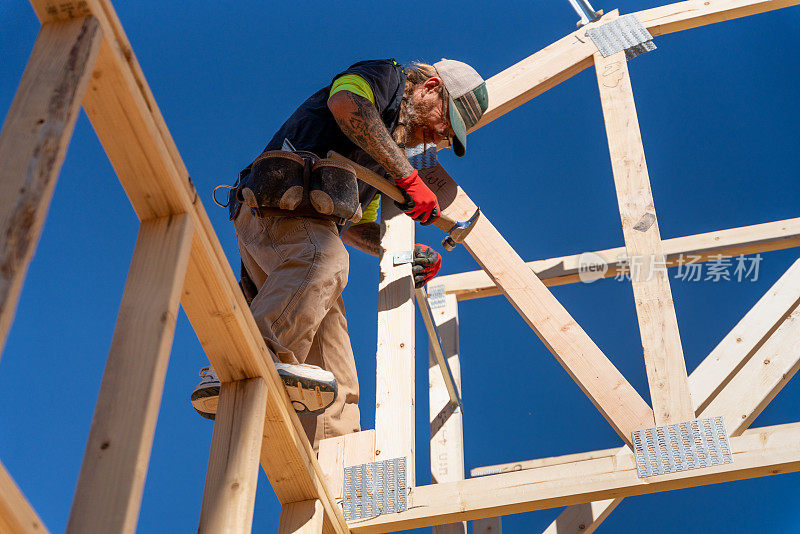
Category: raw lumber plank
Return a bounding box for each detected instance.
[595,49,693,425]
[350,421,800,533]
[317,430,376,500]
[637,0,800,36]
[66,214,193,534]
[433,217,800,300]
[418,165,654,445]
[542,500,617,534]
[545,259,800,532]
[470,0,800,133]
[0,16,101,357]
[198,378,268,534]
[429,294,466,534]
[27,2,349,532]
[691,258,800,413]
[704,305,800,433]
[0,461,48,534]
[473,518,502,534]
[375,202,416,485]
[471,13,612,131]
[472,446,623,477]
[280,499,325,534]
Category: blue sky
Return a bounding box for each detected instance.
[2,1,800,532]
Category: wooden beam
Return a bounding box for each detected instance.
[350,421,800,532]
[0,16,101,357]
[66,214,193,534]
[0,461,48,534]
[198,378,268,534]
[691,258,800,414]
[470,0,800,133]
[473,518,502,534]
[542,500,618,534]
[472,446,623,477]
[429,294,466,534]
[27,3,349,532]
[419,165,654,446]
[545,259,800,532]
[375,202,416,485]
[637,0,800,37]
[433,217,800,300]
[279,499,324,534]
[317,430,376,500]
[704,305,800,434]
[594,49,693,425]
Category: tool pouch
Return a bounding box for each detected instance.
[237,150,307,211]
[309,159,362,223]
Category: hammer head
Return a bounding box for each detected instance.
[441,208,481,250]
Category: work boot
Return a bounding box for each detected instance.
[190,363,338,420]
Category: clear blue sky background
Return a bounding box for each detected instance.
[2,1,800,532]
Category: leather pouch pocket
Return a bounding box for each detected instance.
[309,159,362,223]
[238,150,306,210]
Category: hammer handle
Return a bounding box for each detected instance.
[327,151,455,232]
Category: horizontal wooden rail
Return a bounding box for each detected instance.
[351,421,800,532]
[432,217,800,300]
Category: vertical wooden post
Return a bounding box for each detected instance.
[198,378,267,533]
[66,214,194,534]
[429,294,466,534]
[594,49,694,425]
[474,517,502,534]
[0,17,102,357]
[0,460,48,534]
[278,499,324,534]
[375,203,415,485]
[318,429,376,500]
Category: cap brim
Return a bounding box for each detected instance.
[448,97,467,157]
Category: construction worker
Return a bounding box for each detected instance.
[191,59,488,449]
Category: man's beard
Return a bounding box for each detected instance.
[400,95,437,148]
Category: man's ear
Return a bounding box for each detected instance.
[423,77,443,94]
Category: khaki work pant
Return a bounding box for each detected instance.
[234,207,361,450]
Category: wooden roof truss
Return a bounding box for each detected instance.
[1,0,799,532]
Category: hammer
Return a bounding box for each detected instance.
[328,151,480,251]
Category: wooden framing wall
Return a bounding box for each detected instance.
[1,1,799,533]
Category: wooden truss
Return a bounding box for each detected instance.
[1,0,799,532]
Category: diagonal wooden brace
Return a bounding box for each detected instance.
[418,164,654,445]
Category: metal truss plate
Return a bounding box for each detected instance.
[393,250,413,266]
[631,416,733,478]
[342,457,407,521]
[587,14,657,60]
[427,284,447,309]
[406,142,438,170]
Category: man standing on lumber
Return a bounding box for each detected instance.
[191,59,488,449]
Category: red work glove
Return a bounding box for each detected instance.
[394,169,440,225]
[412,244,441,288]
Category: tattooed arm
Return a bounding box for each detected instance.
[340,222,381,257]
[327,91,414,180]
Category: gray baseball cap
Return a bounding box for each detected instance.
[433,59,489,157]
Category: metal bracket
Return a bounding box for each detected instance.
[586,14,657,60]
[406,142,438,170]
[631,416,733,478]
[427,284,447,309]
[342,457,407,521]
[393,250,413,266]
[416,287,463,410]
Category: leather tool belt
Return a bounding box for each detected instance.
[228,150,362,224]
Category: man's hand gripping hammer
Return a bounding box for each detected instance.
[328,151,480,250]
